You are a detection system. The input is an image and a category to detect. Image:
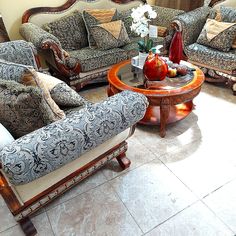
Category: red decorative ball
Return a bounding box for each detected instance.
[143,52,168,81]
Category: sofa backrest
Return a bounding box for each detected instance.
[22,0,143,27]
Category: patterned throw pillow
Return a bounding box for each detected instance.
[196,19,236,52]
[82,8,118,48]
[35,72,87,107]
[0,80,61,138]
[90,20,130,50]
[214,6,236,48]
[43,11,88,50]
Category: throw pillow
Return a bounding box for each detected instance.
[90,20,130,50]
[0,123,14,151]
[82,8,118,48]
[214,6,236,49]
[196,19,236,52]
[0,80,61,138]
[34,72,87,107]
[21,69,65,119]
[42,11,88,50]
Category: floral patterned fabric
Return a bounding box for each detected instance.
[0,80,61,138]
[90,20,130,50]
[82,9,118,48]
[0,40,38,70]
[173,7,212,47]
[0,59,34,82]
[214,6,236,22]
[0,90,148,185]
[151,6,184,30]
[197,19,236,52]
[67,47,127,72]
[43,11,88,51]
[185,43,236,71]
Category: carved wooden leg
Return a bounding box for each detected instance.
[116,153,131,170]
[160,98,170,138]
[19,217,37,236]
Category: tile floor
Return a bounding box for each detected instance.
[1,82,236,236]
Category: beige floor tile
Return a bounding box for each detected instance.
[47,183,142,236]
[0,196,17,233]
[145,201,234,236]
[102,136,157,180]
[110,159,197,233]
[0,212,54,236]
[45,170,107,211]
[159,139,236,198]
[203,179,236,233]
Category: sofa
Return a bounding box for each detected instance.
[172,5,236,94]
[20,0,184,91]
[0,40,148,235]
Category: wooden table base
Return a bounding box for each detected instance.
[139,101,194,137]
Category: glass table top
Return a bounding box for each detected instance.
[117,63,195,91]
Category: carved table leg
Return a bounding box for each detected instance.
[19,217,37,236]
[116,153,131,170]
[160,98,171,138]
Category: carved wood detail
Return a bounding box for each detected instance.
[0,15,10,42]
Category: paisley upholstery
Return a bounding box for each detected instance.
[196,19,236,52]
[0,79,62,138]
[185,43,236,71]
[82,9,118,48]
[90,20,130,50]
[43,11,88,50]
[0,40,39,70]
[66,47,127,72]
[0,90,148,185]
[173,6,236,93]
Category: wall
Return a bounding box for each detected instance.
[0,0,66,40]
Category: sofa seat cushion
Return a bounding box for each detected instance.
[185,43,236,72]
[67,47,128,72]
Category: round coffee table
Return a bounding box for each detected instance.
[107,60,205,137]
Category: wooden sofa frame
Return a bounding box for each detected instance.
[21,0,145,91]
[0,126,135,236]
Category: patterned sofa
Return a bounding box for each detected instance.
[20,0,184,91]
[172,6,236,94]
[0,40,148,235]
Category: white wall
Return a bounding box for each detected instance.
[0,0,66,39]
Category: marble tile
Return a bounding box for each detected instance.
[110,159,197,233]
[47,183,142,236]
[79,84,108,102]
[159,139,236,198]
[102,136,157,180]
[0,196,17,233]
[0,212,54,236]
[45,170,107,211]
[145,201,234,236]
[204,179,236,233]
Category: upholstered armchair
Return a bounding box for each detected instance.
[172,6,236,94]
[19,0,184,91]
[0,40,148,235]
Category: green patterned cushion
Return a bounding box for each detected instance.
[0,80,60,138]
[90,20,130,50]
[82,8,118,48]
[43,11,88,50]
[197,19,236,52]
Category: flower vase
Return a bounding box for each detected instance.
[139,52,148,68]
